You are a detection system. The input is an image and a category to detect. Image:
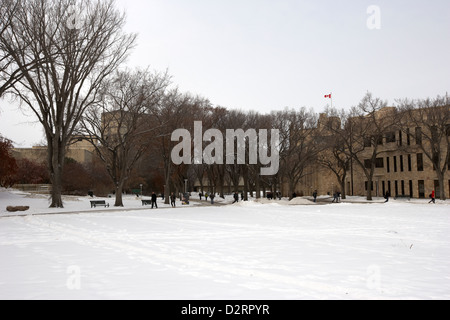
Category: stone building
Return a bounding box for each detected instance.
[290,106,450,199]
[12,136,95,165]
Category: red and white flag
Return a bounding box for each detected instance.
[324,94,332,99]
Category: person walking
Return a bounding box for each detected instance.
[210,193,215,205]
[332,192,338,203]
[205,193,209,201]
[170,192,176,208]
[199,192,203,201]
[151,192,158,209]
[233,192,239,204]
[384,191,391,203]
[429,190,436,204]
[313,190,318,203]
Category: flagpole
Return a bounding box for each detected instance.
[331,92,333,109]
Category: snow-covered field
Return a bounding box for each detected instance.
[0,189,449,300]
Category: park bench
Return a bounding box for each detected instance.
[90,200,110,208]
[142,200,152,206]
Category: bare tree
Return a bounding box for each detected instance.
[276,108,320,199]
[344,93,397,200]
[222,109,246,197]
[81,69,170,207]
[150,90,201,204]
[0,0,24,96]
[317,110,351,199]
[202,106,228,198]
[0,0,136,207]
[397,95,450,200]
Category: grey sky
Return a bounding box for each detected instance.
[1,0,449,147]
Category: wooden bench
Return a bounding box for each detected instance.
[90,200,110,208]
[142,200,152,206]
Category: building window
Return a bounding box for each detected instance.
[446,124,450,137]
[448,151,450,170]
[365,158,384,170]
[401,180,405,196]
[400,155,404,172]
[408,155,412,172]
[415,127,422,145]
[418,180,425,198]
[395,181,399,197]
[394,156,398,172]
[433,152,440,171]
[431,126,439,143]
[376,135,383,145]
[364,137,372,148]
[409,180,413,198]
[386,157,390,173]
[386,132,396,143]
[398,130,403,146]
[365,181,374,191]
[417,153,424,171]
[375,158,384,168]
[406,128,411,146]
[434,180,441,199]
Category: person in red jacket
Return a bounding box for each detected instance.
[429,190,436,204]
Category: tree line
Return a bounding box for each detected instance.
[1,0,449,208]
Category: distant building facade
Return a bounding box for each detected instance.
[12,136,95,165]
[289,107,450,199]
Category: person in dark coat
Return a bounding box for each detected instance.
[313,190,318,203]
[384,191,390,203]
[151,192,158,209]
[170,192,176,208]
[233,192,239,204]
[210,193,215,205]
[332,192,338,203]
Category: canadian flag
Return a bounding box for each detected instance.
[324,94,332,99]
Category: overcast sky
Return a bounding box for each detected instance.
[1,0,449,147]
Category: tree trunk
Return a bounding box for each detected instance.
[49,137,64,208]
[243,166,249,201]
[219,179,225,199]
[50,165,64,208]
[366,176,373,201]
[339,179,347,200]
[115,181,124,207]
[288,179,295,200]
[164,174,170,205]
[437,171,447,200]
[164,160,171,205]
[255,175,261,199]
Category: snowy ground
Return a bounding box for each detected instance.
[0,189,449,300]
